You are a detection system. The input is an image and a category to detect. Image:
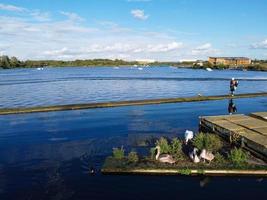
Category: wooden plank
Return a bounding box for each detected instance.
[235,118,267,129]
[212,120,245,131]
[226,115,251,122]
[253,127,267,136]
[200,113,267,159]
[251,112,267,121]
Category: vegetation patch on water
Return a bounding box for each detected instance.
[102,133,267,176]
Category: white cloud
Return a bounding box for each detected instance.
[194,43,212,50]
[0,4,215,61]
[43,42,183,58]
[131,9,149,20]
[30,10,51,22]
[251,39,267,49]
[97,20,131,33]
[146,42,183,52]
[60,11,84,22]
[0,9,186,61]
[0,3,26,12]
[191,43,220,56]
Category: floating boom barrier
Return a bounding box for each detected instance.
[0,92,267,115]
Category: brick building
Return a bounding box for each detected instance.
[208,57,251,66]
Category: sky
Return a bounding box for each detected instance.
[0,0,267,61]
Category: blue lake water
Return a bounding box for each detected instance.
[0,67,266,108]
[0,67,267,199]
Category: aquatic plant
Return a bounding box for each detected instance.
[214,153,227,165]
[128,151,139,163]
[228,148,248,167]
[112,146,125,159]
[193,132,222,152]
[169,138,183,160]
[155,137,170,154]
[179,168,192,175]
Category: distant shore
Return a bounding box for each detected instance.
[1,55,267,71]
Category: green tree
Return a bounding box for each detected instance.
[0,55,11,69]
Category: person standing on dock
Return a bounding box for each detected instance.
[230,78,238,96]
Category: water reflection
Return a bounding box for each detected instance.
[200,177,211,188]
[228,98,237,115]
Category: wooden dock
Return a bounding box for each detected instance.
[200,112,267,161]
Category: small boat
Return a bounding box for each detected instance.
[206,68,213,72]
[138,67,143,70]
[36,67,44,71]
[113,67,119,69]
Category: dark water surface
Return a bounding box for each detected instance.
[0,96,267,199]
[0,67,267,199]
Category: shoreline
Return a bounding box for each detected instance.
[1,65,267,72]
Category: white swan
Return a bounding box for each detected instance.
[184,130,194,144]
[155,146,176,164]
[200,149,214,163]
[189,148,200,163]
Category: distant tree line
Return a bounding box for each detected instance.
[0,55,190,69]
[0,55,142,69]
[0,55,25,69]
[1,55,266,71]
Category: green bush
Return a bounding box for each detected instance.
[228,148,248,167]
[214,153,226,165]
[193,132,222,152]
[155,137,171,154]
[169,138,183,159]
[216,63,227,69]
[128,151,139,163]
[112,146,125,159]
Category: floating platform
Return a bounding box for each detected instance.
[101,168,267,176]
[101,156,267,176]
[200,112,267,161]
[1,92,267,115]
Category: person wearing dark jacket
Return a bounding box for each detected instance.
[230,78,238,96]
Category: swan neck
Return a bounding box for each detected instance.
[155,147,160,160]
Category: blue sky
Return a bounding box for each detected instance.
[0,0,267,61]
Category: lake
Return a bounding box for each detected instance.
[0,67,267,108]
[0,67,267,199]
